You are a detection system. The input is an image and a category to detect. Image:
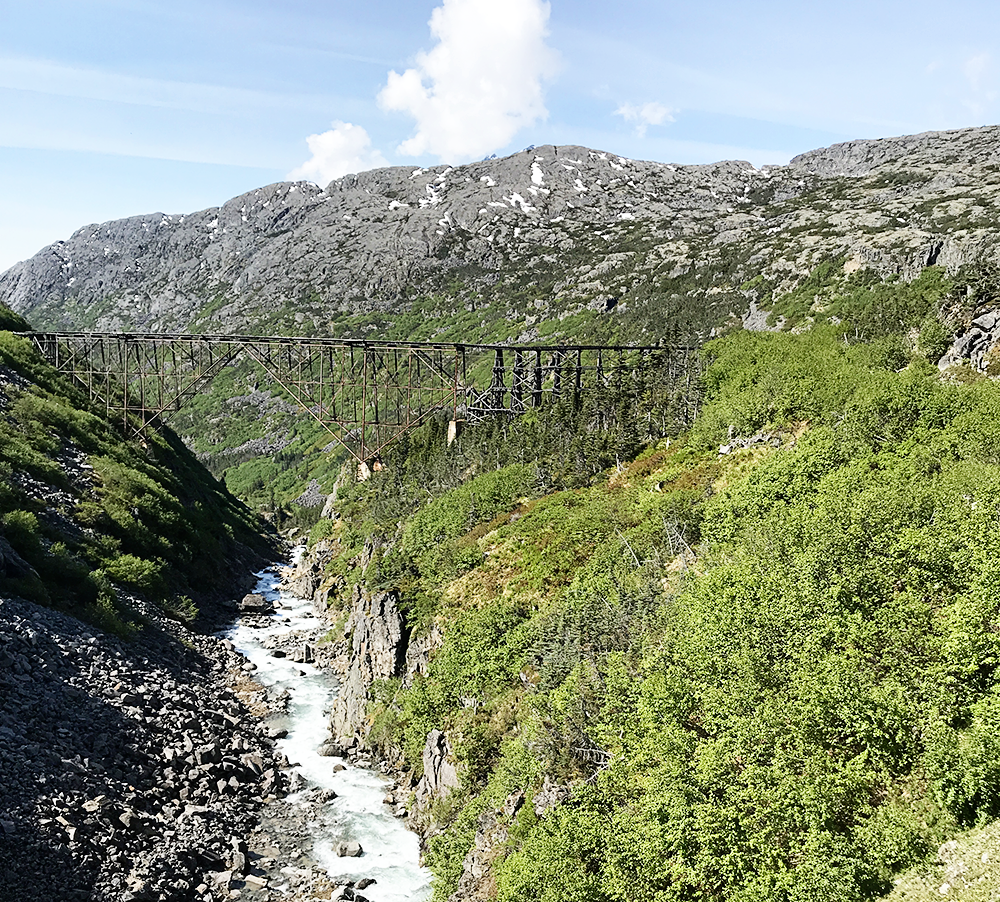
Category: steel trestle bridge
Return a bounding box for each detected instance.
[30,332,700,464]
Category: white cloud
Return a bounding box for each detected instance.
[287,121,389,185]
[614,101,675,138]
[377,0,558,161]
[961,52,996,120]
[964,52,991,91]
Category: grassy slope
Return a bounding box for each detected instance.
[314,269,1000,902]
[0,314,276,630]
[887,821,1000,900]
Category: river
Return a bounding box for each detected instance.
[223,551,432,902]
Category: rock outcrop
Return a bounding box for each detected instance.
[238,592,273,615]
[414,729,460,810]
[788,127,1000,177]
[279,536,433,753]
[330,586,407,746]
[281,538,457,824]
[939,308,1000,371]
[0,534,36,580]
[0,146,772,332]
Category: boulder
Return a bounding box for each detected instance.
[317,741,351,758]
[335,841,363,858]
[239,593,273,614]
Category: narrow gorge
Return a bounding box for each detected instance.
[7,127,1000,902]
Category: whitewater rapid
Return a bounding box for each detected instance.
[223,552,432,902]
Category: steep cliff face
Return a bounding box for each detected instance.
[6,127,1000,342]
[281,535,461,833]
[282,538,435,743]
[330,585,408,747]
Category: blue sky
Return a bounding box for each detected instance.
[1,0,998,272]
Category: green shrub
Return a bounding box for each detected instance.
[163,593,199,625]
[87,569,137,638]
[0,304,31,332]
[495,792,610,902]
[375,324,1000,902]
[402,464,534,558]
[1,509,42,562]
[104,553,166,597]
[917,312,953,362]
[308,517,336,548]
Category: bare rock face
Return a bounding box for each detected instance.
[532,776,570,817]
[789,126,1000,177]
[415,729,461,810]
[448,809,508,902]
[330,586,407,745]
[404,622,445,680]
[0,535,36,580]
[444,791,526,902]
[280,553,327,603]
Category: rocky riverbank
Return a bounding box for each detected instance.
[276,542,457,835]
[274,535,600,902]
[230,556,430,902]
[0,583,290,902]
[0,558,415,902]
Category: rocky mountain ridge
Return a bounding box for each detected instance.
[5,126,1000,342]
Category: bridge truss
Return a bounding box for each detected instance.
[30,332,699,464]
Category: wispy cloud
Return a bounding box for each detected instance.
[957,51,997,120]
[287,121,389,185]
[964,52,991,91]
[0,55,326,115]
[377,0,559,160]
[614,101,675,138]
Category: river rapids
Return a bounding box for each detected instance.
[222,552,432,902]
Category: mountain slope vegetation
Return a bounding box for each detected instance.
[304,266,1000,902]
[0,307,275,630]
[5,124,1000,900]
[5,127,1000,514]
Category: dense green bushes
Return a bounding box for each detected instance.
[333,292,1000,902]
[763,262,952,340]
[0,304,31,333]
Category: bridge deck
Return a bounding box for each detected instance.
[31,332,701,463]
